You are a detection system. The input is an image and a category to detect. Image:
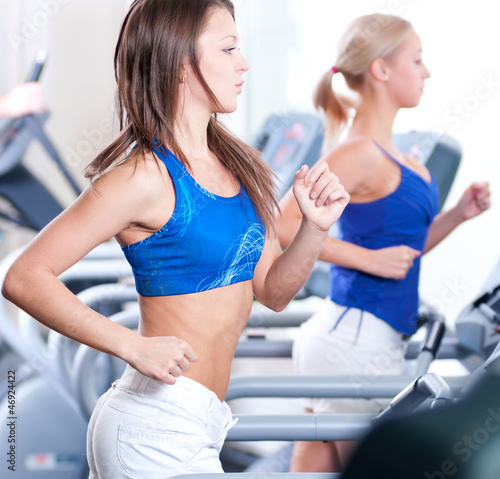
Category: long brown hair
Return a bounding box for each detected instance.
[85,0,279,233]
[314,14,413,151]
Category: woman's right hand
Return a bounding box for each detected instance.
[365,245,421,279]
[128,336,198,384]
[0,82,44,118]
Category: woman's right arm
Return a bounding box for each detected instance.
[276,143,420,280]
[277,190,418,279]
[2,162,197,383]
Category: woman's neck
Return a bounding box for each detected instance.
[174,96,213,161]
[348,92,399,148]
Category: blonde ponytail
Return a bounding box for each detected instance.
[313,69,354,152]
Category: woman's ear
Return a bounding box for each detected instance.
[179,60,191,84]
[370,58,389,82]
[179,66,187,84]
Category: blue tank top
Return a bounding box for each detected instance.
[329,143,440,334]
[121,144,265,296]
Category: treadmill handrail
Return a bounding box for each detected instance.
[226,412,374,442]
[225,374,466,401]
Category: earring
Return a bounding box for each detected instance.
[384,76,389,81]
[181,77,185,83]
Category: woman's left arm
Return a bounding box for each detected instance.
[252,161,349,311]
[424,182,491,253]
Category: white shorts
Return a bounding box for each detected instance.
[87,365,236,479]
[292,299,407,414]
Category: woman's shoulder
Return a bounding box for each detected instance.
[326,137,381,165]
[95,149,169,190]
[322,137,383,179]
[87,148,174,212]
[81,148,175,233]
[320,137,389,195]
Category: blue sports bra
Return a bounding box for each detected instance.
[329,143,440,335]
[121,144,265,296]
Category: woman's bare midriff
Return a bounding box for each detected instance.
[138,280,254,401]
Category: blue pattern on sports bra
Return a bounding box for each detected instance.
[329,143,440,335]
[121,144,265,296]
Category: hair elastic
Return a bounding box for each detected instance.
[331,66,339,74]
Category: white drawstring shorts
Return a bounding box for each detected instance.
[293,298,407,414]
[87,365,236,478]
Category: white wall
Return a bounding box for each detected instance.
[0,0,498,326]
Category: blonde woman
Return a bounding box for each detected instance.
[277,14,491,473]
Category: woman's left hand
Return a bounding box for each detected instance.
[292,161,350,232]
[455,182,491,221]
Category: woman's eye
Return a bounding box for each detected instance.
[223,48,236,54]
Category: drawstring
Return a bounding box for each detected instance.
[354,310,364,345]
[330,306,351,332]
[330,305,365,344]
